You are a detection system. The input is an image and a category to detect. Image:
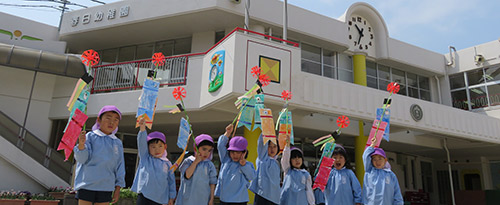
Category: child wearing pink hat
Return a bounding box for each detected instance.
[74,105,125,204]
[215,124,256,205]
[362,146,403,205]
[176,134,218,205]
[131,118,176,205]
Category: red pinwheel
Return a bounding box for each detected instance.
[259,74,270,87]
[251,66,261,78]
[336,115,350,128]
[387,82,400,94]
[152,52,165,67]
[281,90,292,101]
[172,87,186,101]
[81,49,100,67]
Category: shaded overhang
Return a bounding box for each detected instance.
[0,43,86,78]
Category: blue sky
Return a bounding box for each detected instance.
[2,0,499,54]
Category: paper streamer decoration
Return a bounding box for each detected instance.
[312,157,335,191]
[64,90,89,132]
[237,97,255,130]
[57,109,88,161]
[259,108,276,145]
[252,94,265,131]
[376,108,391,142]
[171,135,190,171]
[136,78,160,120]
[277,111,293,151]
[313,141,336,176]
[177,117,191,149]
[171,117,191,171]
[366,120,387,148]
[67,79,87,111]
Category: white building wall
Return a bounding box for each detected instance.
[0,157,46,193]
[0,66,55,143]
[192,31,216,53]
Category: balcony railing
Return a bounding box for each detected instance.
[91,55,188,93]
[90,27,298,93]
[0,110,73,183]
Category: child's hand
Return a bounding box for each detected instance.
[239,150,247,166]
[208,198,214,205]
[78,131,86,150]
[168,199,174,205]
[224,124,234,136]
[194,151,203,164]
[138,117,146,131]
[111,188,120,204]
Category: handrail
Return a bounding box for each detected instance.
[0,110,73,183]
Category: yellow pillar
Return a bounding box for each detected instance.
[243,126,260,204]
[352,54,368,184]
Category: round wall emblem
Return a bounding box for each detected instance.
[410,104,423,121]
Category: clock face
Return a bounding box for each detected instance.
[348,16,374,51]
[210,65,218,81]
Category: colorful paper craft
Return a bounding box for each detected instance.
[252,94,265,131]
[376,108,391,142]
[277,111,294,150]
[312,157,335,191]
[136,78,160,120]
[313,141,336,176]
[366,119,387,148]
[57,108,88,161]
[236,97,255,130]
[67,79,87,111]
[259,108,276,145]
[64,90,89,132]
[177,117,191,149]
[170,136,189,171]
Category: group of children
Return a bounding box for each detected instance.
[73,105,403,205]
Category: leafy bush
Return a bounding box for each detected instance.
[30,193,56,201]
[119,188,137,201]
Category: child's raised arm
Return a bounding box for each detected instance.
[363,146,374,172]
[218,124,233,163]
[256,134,267,160]
[280,134,291,172]
[137,118,149,159]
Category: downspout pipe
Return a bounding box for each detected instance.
[434,76,442,104]
[443,138,456,205]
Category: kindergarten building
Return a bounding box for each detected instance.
[1,0,500,204]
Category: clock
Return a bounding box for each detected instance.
[210,65,218,81]
[347,16,374,51]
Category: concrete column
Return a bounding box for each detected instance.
[243,126,261,204]
[481,156,493,189]
[352,53,368,183]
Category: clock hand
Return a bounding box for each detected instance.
[357,28,365,46]
[355,24,362,33]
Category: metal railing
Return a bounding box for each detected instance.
[0,110,73,183]
[91,55,188,93]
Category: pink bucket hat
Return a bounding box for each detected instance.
[227,136,248,151]
[92,105,122,134]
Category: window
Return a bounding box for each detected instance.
[364,61,430,101]
[301,43,322,75]
[449,67,500,110]
[337,53,353,83]
[300,43,352,82]
[98,37,192,63]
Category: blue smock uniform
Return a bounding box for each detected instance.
[249,134,281,204]
[314,188,325,204]
[131,131,176,204]
[215,134,256,203]
[362,146,404,205]
[280,146,315,205]
[74,130,125,191]
[176,156,217,205]
[324,167,361,204]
